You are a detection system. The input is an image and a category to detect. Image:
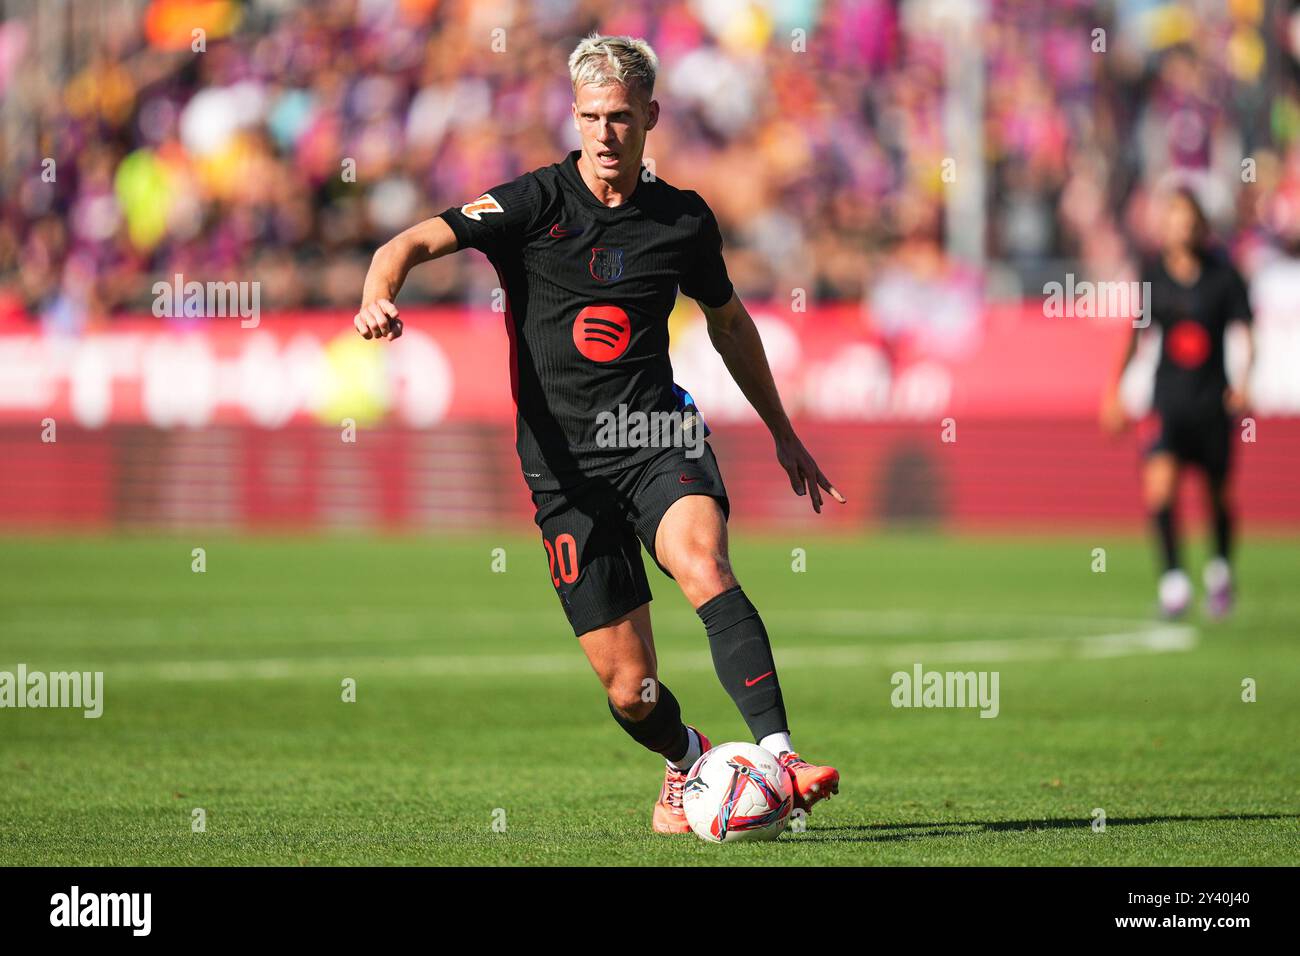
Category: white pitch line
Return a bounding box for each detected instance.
[35,622,1196,683]
[3,607,1177,644]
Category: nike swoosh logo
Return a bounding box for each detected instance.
[549,224,573,238]
[744,671,774,687]
[679,474,698,484]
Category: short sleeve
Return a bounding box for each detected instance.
[437,172,545,258]
[679,200,734,309]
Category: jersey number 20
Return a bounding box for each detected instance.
[544,533,579,586]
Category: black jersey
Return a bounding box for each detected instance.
[438,151,733,491]
[1142,250,1252,416]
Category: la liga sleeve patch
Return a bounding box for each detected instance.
[460,193,504,221]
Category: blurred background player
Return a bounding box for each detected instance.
[1102,187,1254,618]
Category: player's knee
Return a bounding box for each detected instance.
[607,679,656,721]
[1144,489,1171,511]
[1143,474,1175,510]
[1142,458,1177,509]
[674,549,736,604]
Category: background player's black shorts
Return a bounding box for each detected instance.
[1146,405,1233,481]
[531,442,730,637]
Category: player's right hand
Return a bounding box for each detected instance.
[354,299,402,340]
[1099,391,1129,435]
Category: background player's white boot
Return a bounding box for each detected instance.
[1158,568,1193,619]
[1203,558,1234,619]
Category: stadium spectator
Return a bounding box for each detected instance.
[0,0,1292,334]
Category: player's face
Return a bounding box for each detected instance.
[1162,193,1200,252]
[572,82,658,183]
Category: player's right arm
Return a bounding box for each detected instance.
[1101,259,1157,434]
[357,174,545,340]
[1100,322,1141,434]
[355,216,460,340]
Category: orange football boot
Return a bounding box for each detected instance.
[651,728,711,834]
[778,751,840,812]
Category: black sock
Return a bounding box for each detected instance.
[1153,506,1180,572]
[1210,487,1233,561]
[696,586,789,742]
[607,682,690,762]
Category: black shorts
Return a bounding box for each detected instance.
[531,442,730,636]
[1146,406,1233,481]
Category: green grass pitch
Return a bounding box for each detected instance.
[1,532,1296,866]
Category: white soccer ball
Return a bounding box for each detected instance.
[683,742,793,843]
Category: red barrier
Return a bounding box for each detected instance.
[2,303,1295,530]
[3,420,1296,531]
[0,303,1136,428]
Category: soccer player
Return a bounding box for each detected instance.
[1101,186,1254,618]
[354,35,843,832]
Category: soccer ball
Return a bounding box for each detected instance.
[683,742,792,843]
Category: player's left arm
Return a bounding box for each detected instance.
[699,291,846,513]
[1224,266,1255,416]
[1224,320,1254,415]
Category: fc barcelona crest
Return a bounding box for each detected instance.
[589,247,624,282]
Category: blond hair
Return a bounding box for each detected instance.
[568,33,659,100]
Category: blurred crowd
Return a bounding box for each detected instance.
[2,0,1299,330]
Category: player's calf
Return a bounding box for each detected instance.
[696,585,790,743]
[603,680,711,833]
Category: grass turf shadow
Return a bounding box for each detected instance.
[784,812,1297,844]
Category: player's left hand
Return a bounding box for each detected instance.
[1224,385,1251,416]
[775,432,845,514]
